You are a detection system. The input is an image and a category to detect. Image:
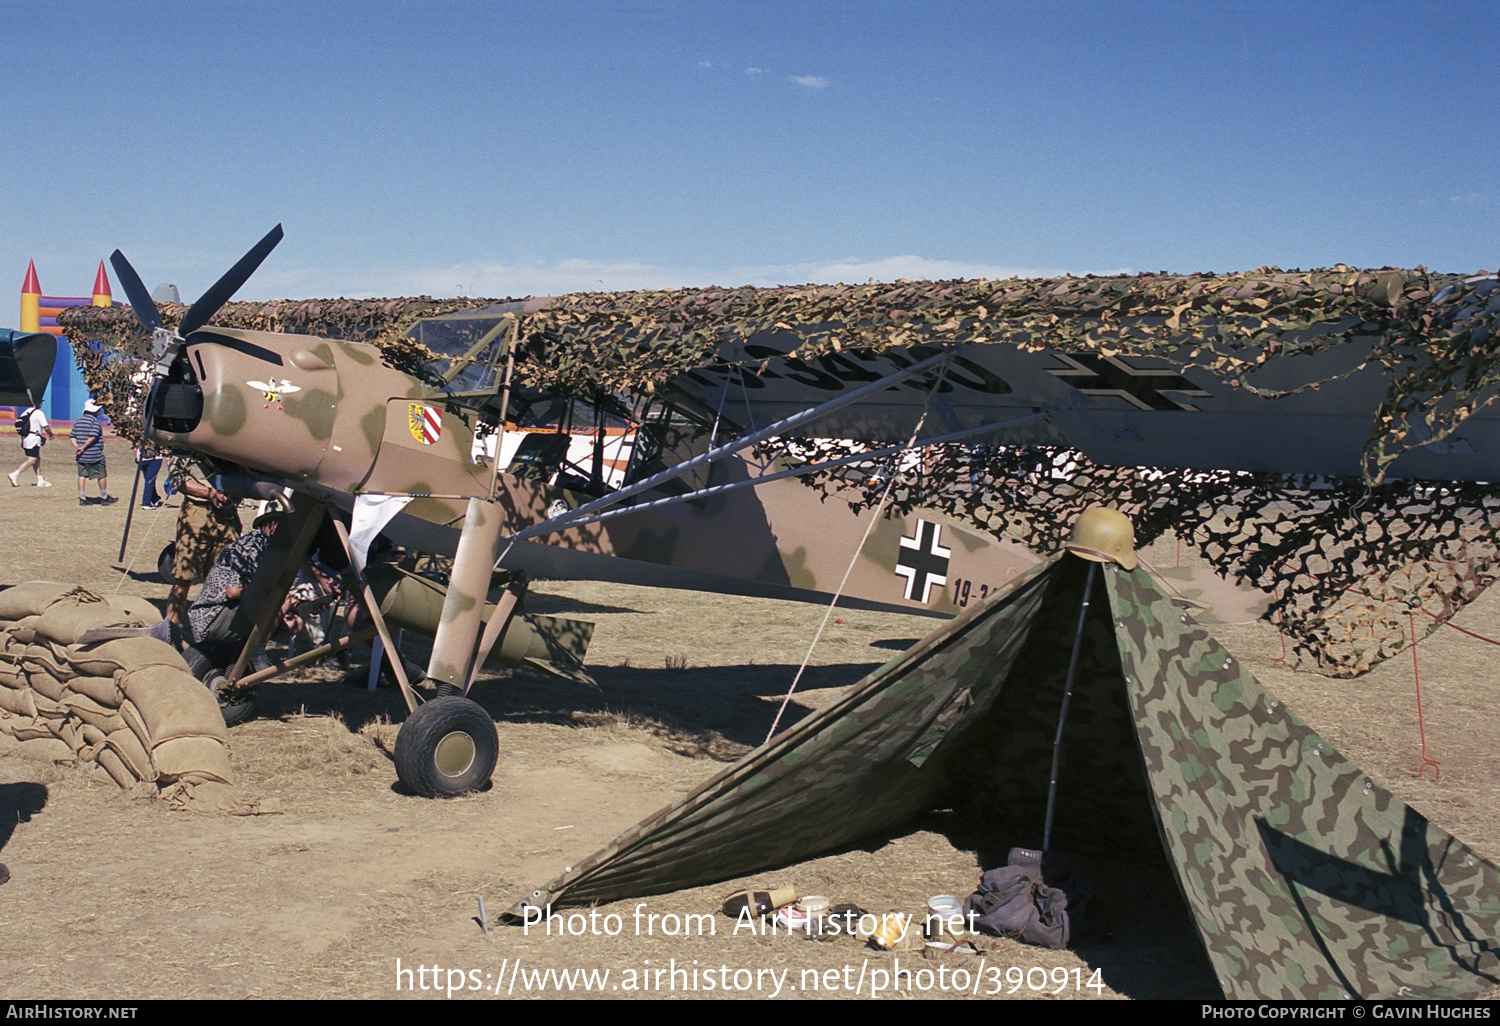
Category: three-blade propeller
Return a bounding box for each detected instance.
[108,224,284,563]
[109,224,284,442]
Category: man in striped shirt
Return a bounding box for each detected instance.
[71,399,116,506]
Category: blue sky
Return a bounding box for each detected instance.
[3,0,1497,306]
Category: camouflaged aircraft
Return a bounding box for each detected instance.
[104,225,1500,798]
[105,227,1042,797]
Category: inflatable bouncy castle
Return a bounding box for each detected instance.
[18,260,116,422]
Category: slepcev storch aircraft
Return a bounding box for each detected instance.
[104,225,1500,796]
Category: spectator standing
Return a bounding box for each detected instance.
[72,399,116,505]
[137,439,164,509]
[8,403,53,488]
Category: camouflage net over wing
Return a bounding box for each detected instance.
[60,297,511,444]
[56,271,1500,674]
[61,268,1500,480]
[773,436,1500,676]
[519,267,1500,485]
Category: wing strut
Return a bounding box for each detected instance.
[524,410,1054,537]
[506,349,952,548]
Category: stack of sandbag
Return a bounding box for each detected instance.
[0,581,234,789]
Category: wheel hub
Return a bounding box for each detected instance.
[434,731,477,778]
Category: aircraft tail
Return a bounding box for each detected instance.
[0,331,57,406]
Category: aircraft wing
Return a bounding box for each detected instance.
[520,269,1500,484]
[0,331,56,406]
[657,327,1454,480]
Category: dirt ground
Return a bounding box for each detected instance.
[1,439,1498,1000]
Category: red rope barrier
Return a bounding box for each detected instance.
[1415,603,1500,647]
[1409,611,1442,781]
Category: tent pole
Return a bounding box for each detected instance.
[1042,560,1097,853]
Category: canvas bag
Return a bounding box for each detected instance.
[963,847,1091,949]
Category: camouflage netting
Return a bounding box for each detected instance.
[516,266,1500,485]
[59,267,1500,480]
[770,439,1500,677]
[0,582,234,789]
[55,268,1500,674]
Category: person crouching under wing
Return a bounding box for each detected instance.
[179,508,303,702]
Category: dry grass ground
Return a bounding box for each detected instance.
[0,439,1496,1000]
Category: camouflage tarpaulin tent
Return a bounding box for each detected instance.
[512,555,1500,1000]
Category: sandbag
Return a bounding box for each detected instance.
[67,675,123,708]
[25,671,68,702]
[117,700,152,753]
[4,716,54,741]
[61,694,126,734]
[157,780,278,815]
[30,691,65,718]
[0,594,240,792]
[93,746,137,788]
[104,728,156,783]
[8,620,40,645]
[35,600,147,646]
[0,582,70,621]
[104,595,161,622]
[119,665,228,745]
[152,736,234,785]
[0,686,36,718]
[22,644,75,683]
[13,736,75,763]
[68,637,190,678]
[49,717,86,753]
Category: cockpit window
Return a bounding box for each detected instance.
[405,307,518,394]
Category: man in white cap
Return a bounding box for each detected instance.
[71,399,116,505]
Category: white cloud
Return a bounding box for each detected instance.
[1421,191,1491,208]
[790,75,828,89]
[728,255,1104,286]
[696,60,713,69]
[744,66,768,75]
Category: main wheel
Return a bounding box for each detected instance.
[393,696,499,797]
[157,542,177,583]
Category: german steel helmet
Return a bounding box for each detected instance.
[1065,506,1138,570]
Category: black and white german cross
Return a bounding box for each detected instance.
[1046,354,1212,411]
[895,519,952,604]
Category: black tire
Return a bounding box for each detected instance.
[219,695,257,728]
[157,542,177,583]
[393,696,499,798]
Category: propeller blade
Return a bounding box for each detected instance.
[179,223,284,336]
[109,250,162,334]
